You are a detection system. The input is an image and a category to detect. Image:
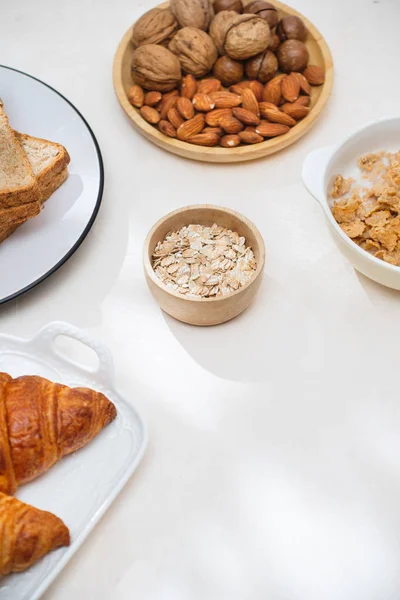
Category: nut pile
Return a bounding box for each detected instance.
[152,223,257,297]
[331,151,400,266]
[128,0,326,149]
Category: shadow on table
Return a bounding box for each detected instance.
[0,185,129,328]
[355,270,400,304]
[162,275,314,384]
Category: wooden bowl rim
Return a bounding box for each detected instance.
[143,204,266,303]
[113,0,334,163]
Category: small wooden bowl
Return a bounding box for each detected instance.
[143,205,265,326]
[113,0,333,163]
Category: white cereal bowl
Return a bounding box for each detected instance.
[302,116,400,289]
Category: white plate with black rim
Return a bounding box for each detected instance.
[0,65,104,303]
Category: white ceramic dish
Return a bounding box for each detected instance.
[302,116,400,289]
[0,322,147,600]
[0,65,104,304]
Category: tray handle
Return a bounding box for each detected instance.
[32,321,115,384]
[302,145,335,206]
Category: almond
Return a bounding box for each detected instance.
[249,80,264,102]
[197,79,222,94]
[262,78,281,105]
[205,108,233,127]
[167,107,185,129]
[181,74,197,99]
[229,81,251,94]
[220,134,241,148]
[177,97,195,120]
[281,74,300,103]
[163,90,180,100]
[192,93,215,112]
[159,94,179,120]
[259,101,282,118]
[244,126,257,133]
[140,105,160,125]
[177,114,205,141]
[303,65,325,85]
[296,96,311,107]
[128,84,144,108]
[209,92,242,109]
[291,72,311,95]
[144,91,162,107]
[263,107,296,127]
[220,115,244,134]
[272,74,287,84]
[188,132,220,147]
[158,120,177,138]
[255,122,290,137]
[232,107,260,126]
[203,126,224,137]
[281,103,310,120]
[239,131,264,144]
[241,88,260,116]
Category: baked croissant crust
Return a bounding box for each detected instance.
[0,492,70,575]
[0,373,117,495]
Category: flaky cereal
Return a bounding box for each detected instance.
[330,151,400,266]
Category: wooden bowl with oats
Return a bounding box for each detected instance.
[143,205,265,325]
[113,0,333,163]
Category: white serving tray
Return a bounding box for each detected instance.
[0,322,147,600]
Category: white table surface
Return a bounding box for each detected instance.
[1,0,400,598]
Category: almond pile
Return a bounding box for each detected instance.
[128,66,324,148]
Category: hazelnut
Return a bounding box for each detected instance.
[245,49,277,83]
[277,39,309,72]
[131,44,182,91]
[170,0,213,31]
[214,0,243,14]
[131,8,178,48]
[269,32,280,52]
[244,1,278,29]
[213,56,244,86]
[277,15,307,42]
[210,12,270,60]
[169,27,218,77]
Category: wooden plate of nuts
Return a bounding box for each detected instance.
[113,0,333,163]
[143,205,265,325]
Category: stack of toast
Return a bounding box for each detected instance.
[0,101,70,244]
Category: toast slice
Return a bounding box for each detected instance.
[0,103,41,209]
[16,133,70,202]
[0,202,41,244]
[0,135,70,245]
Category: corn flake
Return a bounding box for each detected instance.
[331,150,400,266]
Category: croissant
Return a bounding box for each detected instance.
[0,492,70,575]
[0,373,117,495]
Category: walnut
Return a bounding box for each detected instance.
[209,10,238,54]
[169,27,218,77]
[170,0,213,31]
[210,12,270,60]
[131,8,179,48]
[131,44,182,91]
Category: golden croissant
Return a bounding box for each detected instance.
[0,372,117,495]
[0,492,70,575]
